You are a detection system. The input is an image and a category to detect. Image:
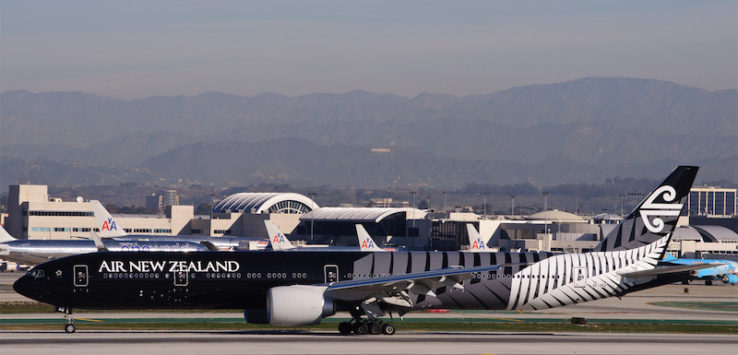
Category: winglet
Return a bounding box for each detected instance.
[356,224,384,251]
[264,220,296,250]
[466,224,488,252]
[91,200,127,238]
[0,226,17,243]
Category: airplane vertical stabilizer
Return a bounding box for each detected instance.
[91,200,128,238]
[593,166,698,252]
[0,226,17,243]
[264,220,296,250]
[355,224,384,251]
[466,223,488,252]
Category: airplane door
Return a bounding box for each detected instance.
[324,265,339,284]
[174,271,188,287]
[573,267,586,288]
[73,265,88,287]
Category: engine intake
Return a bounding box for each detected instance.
[267,285,335,326]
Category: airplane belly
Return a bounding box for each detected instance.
[416,279,512,311]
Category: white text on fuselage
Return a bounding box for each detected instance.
[98,260,240,273]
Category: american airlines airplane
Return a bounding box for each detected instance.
[14,166,707,335]
[92,201,268,251]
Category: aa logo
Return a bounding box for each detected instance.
[101,218,117,231]
[361,239,374,249]
[272,234,284,243]
[472,238,486,250]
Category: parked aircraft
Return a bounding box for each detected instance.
[465,224,489,252]
[16,166,711,335]
[90,200,268,251]
[0,225,206,265]
[263,221,386,251]
[355,225,386,251]
[663,253,738,285]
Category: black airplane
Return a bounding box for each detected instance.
[14,166,705,335]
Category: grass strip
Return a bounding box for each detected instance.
[1,321,737,334]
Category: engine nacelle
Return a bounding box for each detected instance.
[267,285,334,326]
[243,308,269,324]
[722,274,738,285]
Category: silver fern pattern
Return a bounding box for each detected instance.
[508,234,669,310]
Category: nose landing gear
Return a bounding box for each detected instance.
[57,306,75,333]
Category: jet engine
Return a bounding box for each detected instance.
[722,274,738,284]
[267,285,335,326]
[243,308,269,324]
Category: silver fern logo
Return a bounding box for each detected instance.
[639,185,682,233]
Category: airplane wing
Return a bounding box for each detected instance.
[619,262,724,278]
[356,224,384,251]
[264,220,296,250]
[91,200,127,238]
[322,264,500,319]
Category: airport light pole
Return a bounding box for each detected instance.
[443,191,447,214]
[411,190,418,227]
[480,191,489,217]
[543,191,548,237]
[511,195,515,217]
[308,192,316,242]
[209,194,216,236]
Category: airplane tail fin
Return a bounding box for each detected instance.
[593,166,698,252]
[355,224,384,251]
[466,223,488,252]
[264,220,296,250]
[91,200,128,238]
[0,226,17,243]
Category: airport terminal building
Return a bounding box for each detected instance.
[3,184,737,260]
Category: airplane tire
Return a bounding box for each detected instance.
[355,322,369,335]
[338,322,352,335]
[381,323,396,335]
[369,322,382,335]
[64,324,76,333]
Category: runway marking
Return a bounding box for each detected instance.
[77,318,103,323]
[488,317,522,322]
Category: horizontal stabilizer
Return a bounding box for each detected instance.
[199,241,220,251]
[620,262,723,278]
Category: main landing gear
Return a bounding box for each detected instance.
[338,310,396,336]
[57,306,75,333]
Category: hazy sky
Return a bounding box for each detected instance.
[1,1,736,99]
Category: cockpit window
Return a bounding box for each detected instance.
[27,269,45,279]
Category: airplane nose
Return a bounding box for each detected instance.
[13,274,34,299]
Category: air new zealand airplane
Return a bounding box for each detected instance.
[14,166,703,335]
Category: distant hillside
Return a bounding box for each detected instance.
[1,77,736,186]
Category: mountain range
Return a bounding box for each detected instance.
[1,77,736,188]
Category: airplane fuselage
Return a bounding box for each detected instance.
[14,246,683,312]
[0,239,207,265]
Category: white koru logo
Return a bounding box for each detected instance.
[639,185,683,233]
